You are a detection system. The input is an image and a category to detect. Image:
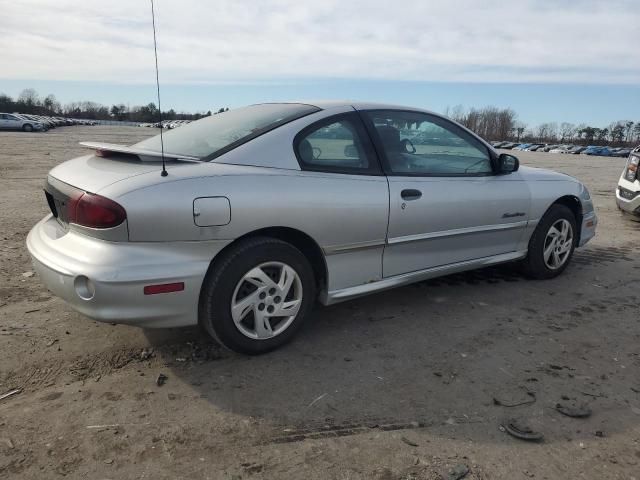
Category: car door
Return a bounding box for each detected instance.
[0,114,10,129]
[361,110,531,278]
[292,112,389,292]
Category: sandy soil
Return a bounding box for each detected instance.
[1,126,639,479]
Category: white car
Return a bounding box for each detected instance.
[616,148,640,220]
[0,113,45,132]
[549,146,572,154]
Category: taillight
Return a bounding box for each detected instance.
[625,155,639,182]
[70,193,126,228]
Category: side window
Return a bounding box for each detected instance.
[365,111,493,176]
[295,115,378,174]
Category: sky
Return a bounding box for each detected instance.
[1,0,639,126]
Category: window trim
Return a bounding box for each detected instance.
[293,112,383,176]
[359,109,498,178]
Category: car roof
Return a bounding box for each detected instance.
[284,100,439,114]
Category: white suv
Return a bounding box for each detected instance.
[616,147,640,220]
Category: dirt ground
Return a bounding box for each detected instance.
[1,126,639,480]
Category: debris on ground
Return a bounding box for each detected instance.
[0,437,15,449]
[156,373,168,386]
[493,390,536,407]
[401,436,418,447]
[0,388,22,402]
[447,463,470,480]
[595,430,605,437]
[307,392,327,408]
[580,390,606,398]
[21,271,34,278]
[501,419,544,442]
[555,402,592,418]
[46,338,58,347]
[140,348,154,361]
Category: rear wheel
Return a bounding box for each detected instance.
[22,124,33,132]
[521,204,577,279]
[199,237,315,354]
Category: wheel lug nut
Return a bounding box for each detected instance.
[259,292,266,299]
[258,303,265,311]
[267,305,275,313]
[274,296,281,304]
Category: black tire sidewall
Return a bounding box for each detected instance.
[23,124,33,132]
[200,238,315,354]
[525,204,578,279]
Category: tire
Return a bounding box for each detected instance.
[521,204,577,279]
[22,124,33,132]
[199,237,316,354]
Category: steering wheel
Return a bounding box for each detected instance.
[400,138,416,154]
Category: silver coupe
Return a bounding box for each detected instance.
[27,101,597,353]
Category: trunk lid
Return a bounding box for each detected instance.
[49,142,199,194]
[49,154,164,194]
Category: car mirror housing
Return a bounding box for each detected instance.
[498,153,519,174]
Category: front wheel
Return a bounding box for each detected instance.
[22,124,33,132]
[199,237,315,354]
[521,204,577,279]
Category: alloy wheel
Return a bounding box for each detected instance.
[231,261,303,340]
[543,219,573,270]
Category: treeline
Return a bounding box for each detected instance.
[0,88,225,123]
[445,105,640,147]
[3,88,638,145]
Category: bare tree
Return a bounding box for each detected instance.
[559,122,575,142]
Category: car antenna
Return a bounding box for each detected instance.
[150,0,167,177]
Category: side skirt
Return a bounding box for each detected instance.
[321,250,527,305]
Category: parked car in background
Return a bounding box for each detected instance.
[566,146,587,154]
[27,100,597,354]
[582,146,612,156]
[523,144,545,151]
[539,145,557,152]
[611,148,632,158]
[15,114,48,131]
[499,142,520,149]
[616,148,640,220]
[0,112,45,131]
[549,145,572,153]
[525,144,545,151]
[513,143,532,151]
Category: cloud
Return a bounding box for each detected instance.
[0,0,638,84]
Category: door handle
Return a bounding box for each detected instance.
[401,189,422,200]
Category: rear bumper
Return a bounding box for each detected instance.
[26,215,230,328]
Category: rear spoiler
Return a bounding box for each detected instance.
[79,142,200,162]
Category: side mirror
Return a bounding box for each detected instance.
[344,144,358,158]
[498,153,519,174]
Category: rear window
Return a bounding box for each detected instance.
[133,103,320,160]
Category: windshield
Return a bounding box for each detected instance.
[133,103,320,160]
